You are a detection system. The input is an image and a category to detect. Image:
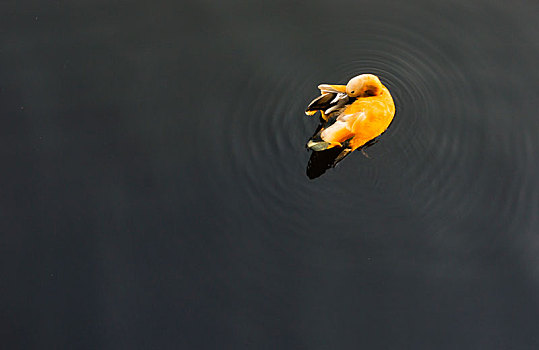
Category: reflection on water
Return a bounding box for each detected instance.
[2,0,539,348]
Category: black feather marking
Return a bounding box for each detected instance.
[305,93,336,113]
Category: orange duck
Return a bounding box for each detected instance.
[305,74,395,165]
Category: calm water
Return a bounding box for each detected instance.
[2,0,539,348]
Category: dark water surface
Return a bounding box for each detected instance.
[2,0,539,348]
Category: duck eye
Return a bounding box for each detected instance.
[351,90,355,94]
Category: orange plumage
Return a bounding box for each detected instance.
[305,74,395,164]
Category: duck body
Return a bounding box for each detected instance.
[305,74,395,162]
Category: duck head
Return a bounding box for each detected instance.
[346,74,383,97]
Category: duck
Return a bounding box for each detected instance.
[305,74,395,165]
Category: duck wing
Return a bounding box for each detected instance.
[305,93,337,116]
[306,113,341,150]
[306,111,363,151]
[305,92,351,118]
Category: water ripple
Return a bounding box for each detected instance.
[195,18,537,249]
